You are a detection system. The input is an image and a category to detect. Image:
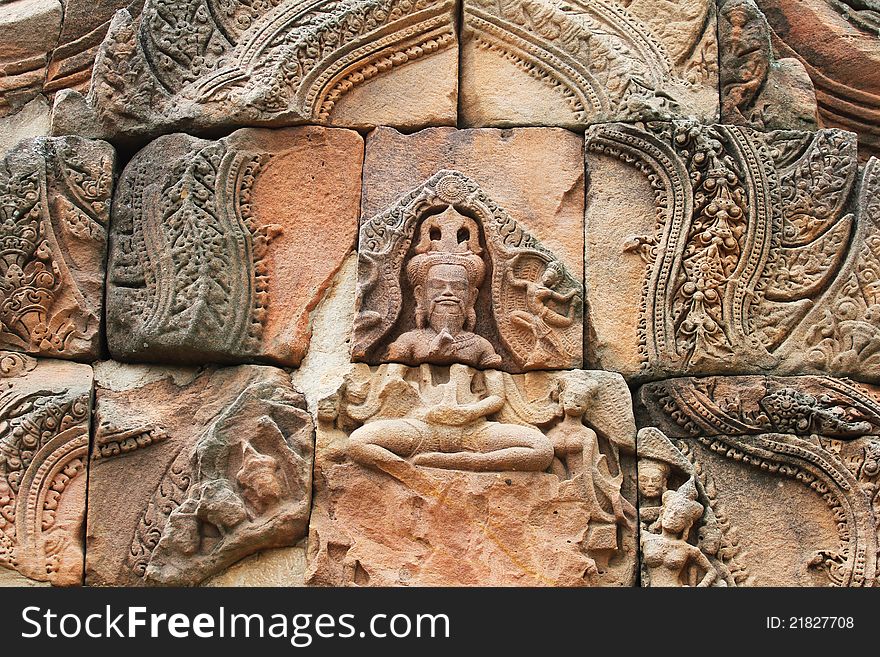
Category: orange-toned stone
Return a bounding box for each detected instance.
[0,352,92,586]
[363,126,585,280]
[306,364,638,586]
[86,361,315,586]
[355,127,585,372]
[0,135,113,360]
[107,126,363,367]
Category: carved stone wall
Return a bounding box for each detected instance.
[3,0,880,588]
[307,364,637,586]
[86,362,314,586]
[636,377,880,586]
[107,126,362,366]
[0,352,92,586]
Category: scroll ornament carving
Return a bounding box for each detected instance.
[108,137,274,362]
[639,376,880,587]
[0,355,91,585]
[461,0,718,126]
[0,137,113,359]
[354,170,583,372]
[588,120,880,381]
[61,0,457,137]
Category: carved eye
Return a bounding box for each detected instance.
[430,227,441,241]
[457,228,469,243]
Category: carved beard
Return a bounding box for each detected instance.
[428,299,466,335]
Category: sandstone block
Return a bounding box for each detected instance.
[0,353,92,586]
[460,0,719,128]
[0,135,113,360]
[756,0,880,158]
[0,0,62,115]
[356,127,584,372]
[719,0,819,132]
[636,375,880,586]
[585,121,880,383]
[306,363,637,586]
[86,362,315,586]
[51,0,458,140]
[107,126,363,367]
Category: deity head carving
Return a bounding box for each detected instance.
[406,206,486,333]
[659,477,703,539]
[638,459,671,499]
[558,373,599,417]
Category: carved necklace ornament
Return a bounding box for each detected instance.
[354,170,583,372]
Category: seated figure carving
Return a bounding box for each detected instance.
[347,364,553,474]
[385,207,502,369]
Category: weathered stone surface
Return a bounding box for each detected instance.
[585,121,880,383]
[306,364,637,586]
[0,0,62,116]
[756,0,880,159]
[459,0,719,128]
[637,375,880,586]
[637,375,880,438]
[0,96,51,155]
[0,352,92,586]
[86,361,315,586]
[202,545,307,587]
[357,127,584,372]
[0,135,113,360]
[50,0,458,140]
[719,0,819,132]
[107,126,362,367]
[44,0,141,97]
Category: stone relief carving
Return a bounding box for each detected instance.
[52,0,458,139]
[0,136,114,360]
[638,375,880,438]
[107,126,362,367]
[86,363,314,586]
[459,0,718,128]
[0,353,92,586]
[586,121,880,382]
[638,376,880,586]
[353,170,583,372]
[306,364,636,586]
[718,0,819,132]
[755,0,880,159]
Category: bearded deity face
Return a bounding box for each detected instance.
[423,263,473,328]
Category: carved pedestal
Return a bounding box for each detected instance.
[306,364,637,586]
[86,362,315,586]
